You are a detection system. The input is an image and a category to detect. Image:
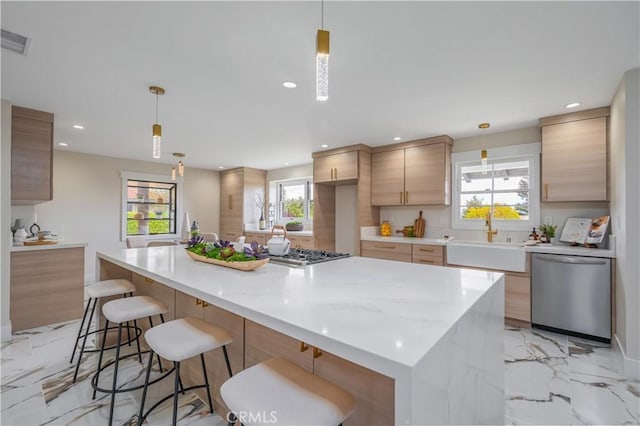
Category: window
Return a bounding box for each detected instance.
[121,172,182,240]
[275,178,313,223]
[452,143,540,231]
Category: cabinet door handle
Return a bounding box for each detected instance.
[313,347,322,359]
[228,195,233,210]
[334,168,338,180]
[196,298,202,306]
[202,301,209,308]
[405,191,409,204]
[299,342,309,352]
[418,259,434,264]
[544,184,548,200]
[400,191,403,204]
[330,168,334,180]
[419,248,434,253]
[144,277,154,284]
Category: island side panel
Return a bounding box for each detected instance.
[407,276,505,425]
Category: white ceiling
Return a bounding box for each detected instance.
[2,1,638,171]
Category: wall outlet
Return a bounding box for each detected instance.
[544,216,552,225]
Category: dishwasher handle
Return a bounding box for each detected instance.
[534,254,608,265]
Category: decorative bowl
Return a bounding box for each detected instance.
[185,250,269,271]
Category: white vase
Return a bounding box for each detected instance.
[14,228,28,243]
[181,212,191,241]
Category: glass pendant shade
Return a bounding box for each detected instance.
[316,29,330,101]
[152,124,162,159]
[481,149,488,175]
[178,161,184,177]
[171,166,176,181]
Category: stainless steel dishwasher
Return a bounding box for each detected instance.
[532,253,611,343]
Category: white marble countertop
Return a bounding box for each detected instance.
[244,225,313,237]
[96,246,503,377]
[10,241,88,252]
[361,235,450,245]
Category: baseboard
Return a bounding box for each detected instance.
[615,333,640,380]
[1,322,12,341]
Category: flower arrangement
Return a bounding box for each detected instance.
[186,239,268,262]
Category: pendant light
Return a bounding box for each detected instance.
[171,152,185,181]
[316,0,329,101]
[149,86,165,159]
[479,122,490,174]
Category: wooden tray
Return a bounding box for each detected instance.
[185,250,269,271]
[23,240,58,246]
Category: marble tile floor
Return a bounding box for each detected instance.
[1,320,638,425]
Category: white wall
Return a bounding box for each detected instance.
[11,150,220,283]
[610,68,640,377]
[1,100,12,340]
[381,126,610,243]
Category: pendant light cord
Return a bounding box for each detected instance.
[321,0,324,29]
[155,92,159,123]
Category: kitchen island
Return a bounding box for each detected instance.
[96,246,505,425]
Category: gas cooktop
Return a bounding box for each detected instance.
[268,249,350,266]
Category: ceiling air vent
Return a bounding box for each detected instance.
[1,29,30,55]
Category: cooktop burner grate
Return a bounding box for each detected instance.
[268,249,350,266]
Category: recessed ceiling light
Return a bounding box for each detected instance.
[282,81,297,89]
[321,144,328,148]
[284,162,290,166]
[393,136,402,141]
[72,124,84,130]
[218,166,225,169]
[565,102,581,109]
[58,142,68,146]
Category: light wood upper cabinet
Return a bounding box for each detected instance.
[371,136,452,206]
[371,149,404,205]
[219,167,266,240]
[540,107,609,202]
[313,150,358,183]
[11,106,54,205]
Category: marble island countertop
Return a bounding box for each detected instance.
[97,246,501,373]
[10,241,88,252]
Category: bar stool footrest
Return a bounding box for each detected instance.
[73,324,142,354]
[91,351,175,394]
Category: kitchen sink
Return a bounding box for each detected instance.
[446,240,527,272]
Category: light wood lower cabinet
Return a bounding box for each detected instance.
[244,232,267,246]
[10,247,84,332]
[288,235,313,249]
[175,291,244,420]
[411,244,444,266]
[504,273,531,324]
[360,240,412,262]
[245,321,394,426]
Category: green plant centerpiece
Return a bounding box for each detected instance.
[185,237,269,270]
[539,224,558,243]
[285,221,303,231]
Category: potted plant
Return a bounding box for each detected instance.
[285,221,304,231]
[539,224,558,243]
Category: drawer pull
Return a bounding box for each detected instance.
[400,191,403,204]
[418,259,434,264]
[544,183,549,200]
[313,347,322,359]
[299,342,309,352]
[144,277,154,284]
[374,245,396,249]
[202,301,209,308]
[196,298,202,306]
[405,191,408,204]
[419,248,434,253]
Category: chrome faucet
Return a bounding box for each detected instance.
[485,211,498,242]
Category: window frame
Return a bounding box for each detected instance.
[451,143,541,231]
[120,171,184,241]
[272,177,314,225]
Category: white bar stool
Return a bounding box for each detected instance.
[221,358,356,426]
[92,295,169,426]
[138,317,233,426]
[70,279,138,383]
